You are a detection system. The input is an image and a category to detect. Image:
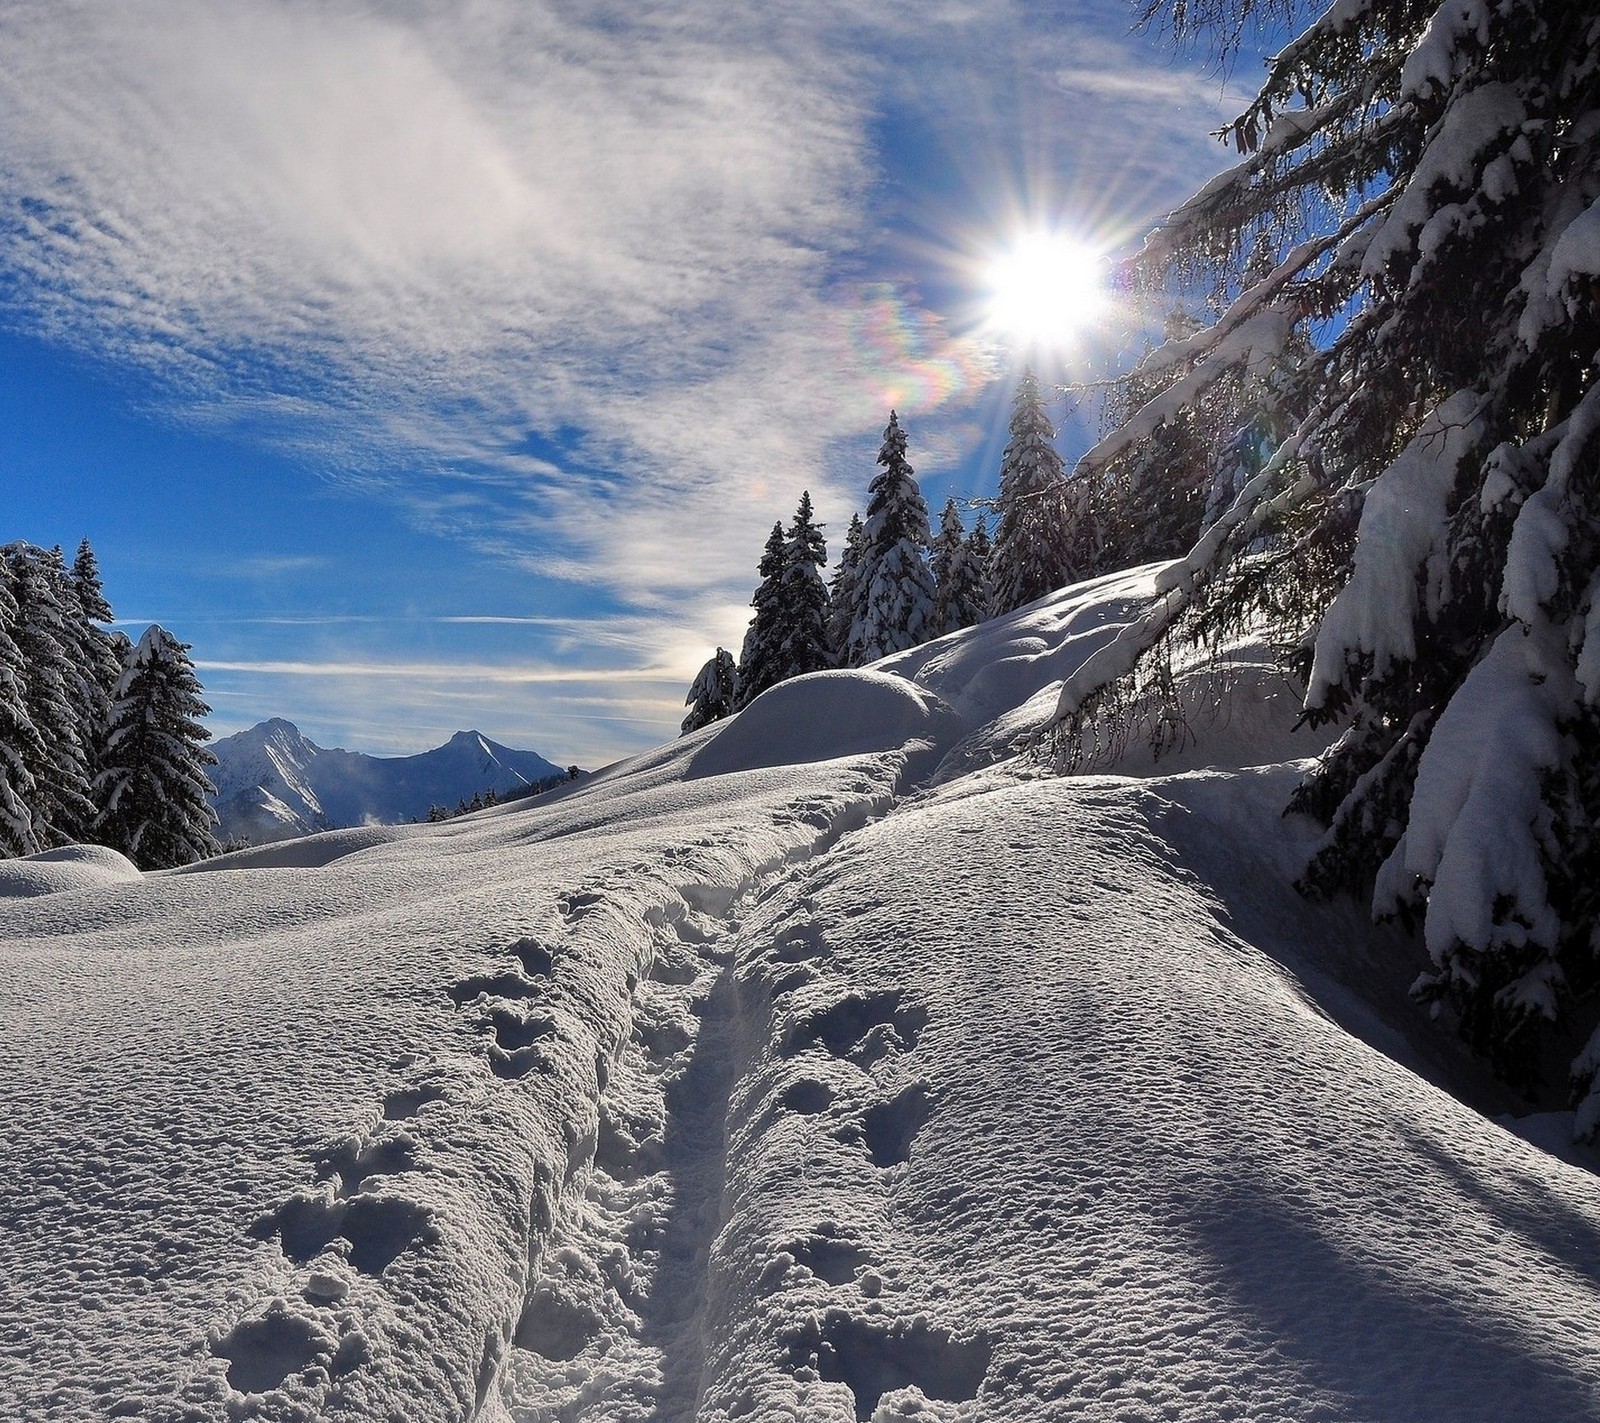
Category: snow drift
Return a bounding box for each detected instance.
[4,575,1599,1423]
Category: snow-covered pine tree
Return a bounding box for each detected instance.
[682,647,737,733]
[735,523,789,710]
[848,411,937,662]
[62,539,123,785]
[931,499,989,636]
[778,490,831,679]
[966,513,994,611]
[0,572,42,857]
[71,538,113,623]
[827,512,867,666]
[93,625,219,869]
[3,543,96,845]
[990,369,1092,614]
[1047,0,1600,1120]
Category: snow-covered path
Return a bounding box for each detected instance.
[0,722,925,1422]
[6,581,1600,1422]
[684,766,1600,1420]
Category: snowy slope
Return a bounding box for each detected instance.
[5,579,1600,1423]
[209,719,566,843]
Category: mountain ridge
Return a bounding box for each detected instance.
[209,718,565,844]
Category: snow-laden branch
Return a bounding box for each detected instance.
[1039,396,1336,739]
[1068,192,1395,496]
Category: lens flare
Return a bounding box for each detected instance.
[984,232,1106,351]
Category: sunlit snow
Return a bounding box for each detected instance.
[5,571,1600,1422]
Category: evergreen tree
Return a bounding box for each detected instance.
[1046,0,1600,1126]
[777,491,831,679]
[735,523,788,709]
[931,499,989,636]
[966,514,994,612]
[71,538,113,623]
[848,411,937,662]
[827,512,867,666]
[682,647,737,733]
[0,574,42,857]
[3,544,96,845]
[93,625,219,869]
[62,539,123,785]
[990,370,1092,614]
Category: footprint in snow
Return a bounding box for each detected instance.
[784,990,928,1067]
[793,1311,992,1423]
[315,1133,419,1195]
[449,968,548,1006]
[251,1190,438,1277]
[778,1078,834,1115]
[511,936,557,977]
[213,1303,327,1395]
[557,889,606,923]
[381,1083,445,1121]
[786,1230,873,1286]
[859,1082,931,1168]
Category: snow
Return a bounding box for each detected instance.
[209,719,565,844]
[1306,389,1486,710]
[1400,0,1493,103]
[1375,622,1572,961]
[5,573,1600,1422]
[1361,82,1528,283]
[1547,196,1600,291]
[0,842,141,897]
[689,670,961,780]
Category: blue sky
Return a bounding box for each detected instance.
[0,0,1255,766]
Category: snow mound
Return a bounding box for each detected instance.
[0,844,141,898]
[689,669,962,778]
[881,565,1158,730]
[881,566,1327,778]
[173,824,413,873]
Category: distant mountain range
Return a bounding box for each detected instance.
[209,719,567,845]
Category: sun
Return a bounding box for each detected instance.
[983,231,1107,351]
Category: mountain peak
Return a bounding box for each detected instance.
[209,721,564,845]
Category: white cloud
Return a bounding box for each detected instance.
[1,0,1246,755]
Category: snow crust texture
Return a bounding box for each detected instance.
[5,582,1600,1422]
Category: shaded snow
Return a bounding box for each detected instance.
[5,577,1600,1422]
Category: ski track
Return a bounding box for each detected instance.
[172,760,916,1423]
[497,783,992,1423]
[497,805,928,1421]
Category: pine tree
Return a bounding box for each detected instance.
[71,538,113,623]
[1045,0,1600,1125]
[735,523,788,710]
[931,499,989,637]
[848,411,937,663]
[966,514,994,611]
[682,647,737,733]
[827,512,867,666]
[777,491,831,679]
[61,539,123,786]
[93,625,219,869]
[0,574,42,857]
[990,370,1092,614]
[3,543,96,845]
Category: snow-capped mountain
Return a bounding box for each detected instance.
[209,718,566,843]
[6,570,1600,1422]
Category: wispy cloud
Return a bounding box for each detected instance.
[1,0,1240,756]
[196,659,676,684]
